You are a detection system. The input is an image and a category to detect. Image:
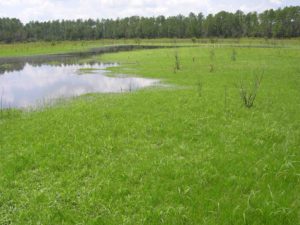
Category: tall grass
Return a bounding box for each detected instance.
[238,72,263,108]
[174,51,181,72]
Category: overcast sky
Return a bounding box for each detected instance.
[0,0,299,23]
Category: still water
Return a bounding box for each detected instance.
[0,62,159,109]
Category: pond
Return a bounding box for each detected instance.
[0,59,159,109]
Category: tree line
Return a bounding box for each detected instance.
[0,6,299,43]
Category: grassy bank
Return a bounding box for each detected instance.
[0,43,300,224]
[1,38,300,58]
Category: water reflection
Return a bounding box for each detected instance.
[0,58,99,75]
[0,62,159,109]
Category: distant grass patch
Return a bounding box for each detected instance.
[0,38,300,58]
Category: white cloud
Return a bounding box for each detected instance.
[269,0,283,4]
[0,0,298,22]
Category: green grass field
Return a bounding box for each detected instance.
[1,38,299,58]
[0,40,300,224]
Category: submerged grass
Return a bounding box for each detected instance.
[0,42,300,224]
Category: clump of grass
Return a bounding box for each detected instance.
[231,49,237,61]
[174,51,181,72]
[173,38,177,45]
[135,38,141,45]
[197,81,203,97]
[0,106,21,120]
[210,49,215,61]
[209,64,214,73]
[210,38,218,44]
[237,72,263,108]
[209,48,215,72]
[129,81,134,92]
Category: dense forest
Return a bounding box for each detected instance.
[0,6,299,43]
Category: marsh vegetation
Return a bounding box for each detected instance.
[0,38,299,224]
